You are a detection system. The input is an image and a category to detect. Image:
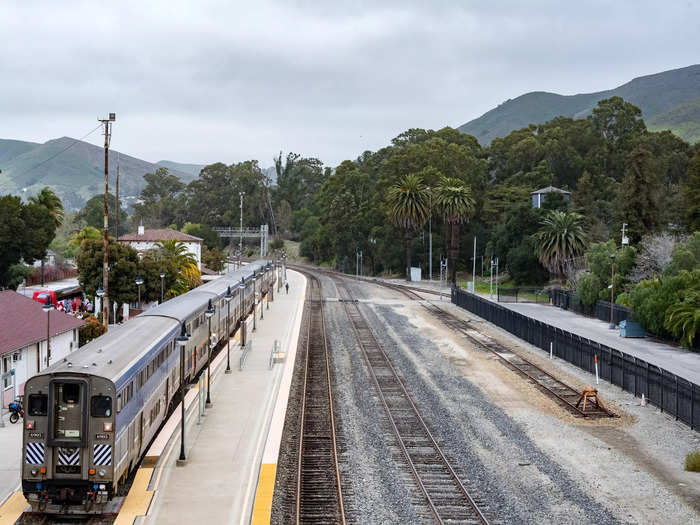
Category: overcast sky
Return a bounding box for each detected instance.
[1,1,698,167]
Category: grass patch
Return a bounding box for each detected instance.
[686,450,700,472]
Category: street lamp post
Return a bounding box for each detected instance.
[96,285,105,324]
[260,270,265,321]
[239,278,245,346]
[42,297,53,370]
[176,323,189,464]
[160,272,165,304]
[252,271,257,332]
[427,186,433,280]
[268,263,273,305]
[224,286,233,374]
[135,275,144,309]
[239,192,245,269]
[609,253,616,329]
[205,299,215,407]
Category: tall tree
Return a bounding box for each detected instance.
[274,152,327,212]
[132,168,185,228]
[535,210,588,278]
[682,149,700,232]
[76,193,129,236]
[589,96,646,145]
[434,176,475,284]
[386,173,430,279]
[616,146,662,243]
[29,187,64,228]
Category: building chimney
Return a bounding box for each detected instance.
[138,222,145,236]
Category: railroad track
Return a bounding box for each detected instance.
[377,281,615,419]
[295,275,346,524]
[331,276,491,525]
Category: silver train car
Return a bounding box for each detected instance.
[21,260,276,513]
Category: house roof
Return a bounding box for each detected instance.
[0,291,85,355]
[531,185,571,195]
[118,229,203,243]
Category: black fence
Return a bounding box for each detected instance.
[452,288,699,431]
[497,287,551,304]
[551,289,631,326]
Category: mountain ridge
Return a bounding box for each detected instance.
[458,64,700,145]
[0,137,202,209]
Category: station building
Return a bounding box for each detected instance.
[118,225,203,270]
[0,291,84,407]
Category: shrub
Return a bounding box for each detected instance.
[628,269,700,340]
[506,237,548,286]
[269,238,284,250]
[79,314,106,346]
[578,272,602,306]
[686,450,700,472]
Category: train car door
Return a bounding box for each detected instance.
[165,377,169,407]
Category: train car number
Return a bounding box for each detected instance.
[28,431,43,439]
[95,433,110,440]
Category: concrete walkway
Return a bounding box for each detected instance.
[0,412,22,511]
[143,269,306,525]
[496,300,700,385]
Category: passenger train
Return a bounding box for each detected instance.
[21,260,276,513]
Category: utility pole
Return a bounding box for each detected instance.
[471,236,477,291]
[98,113,115,331]
[427,187,433,280]
[239,192,245,268]
[115,152,120,239]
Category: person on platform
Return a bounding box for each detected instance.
[285,281,289,295]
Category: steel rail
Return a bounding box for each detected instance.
[378,281,616,418]
[332,277,490,525]
[295,275,346,525]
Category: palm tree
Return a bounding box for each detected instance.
[434,177,475,285]
[535,210,588,278]
[153,240,201,295]
[386,173,430,280]
[665,301,700,349]
[30,187,64,228]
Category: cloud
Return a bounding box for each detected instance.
[0,0,698,166]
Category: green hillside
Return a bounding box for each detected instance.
[459,64,700,144]
[647,97,700,144]
[0,137,199,209]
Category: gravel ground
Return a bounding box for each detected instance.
[322,274,425,524]
[274,272,699,524]
[425,299,700,522]
[348,286,620,523]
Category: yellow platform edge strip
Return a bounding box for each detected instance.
[250,463,277,525]
[0,491,28,525]
[113,467,154,525]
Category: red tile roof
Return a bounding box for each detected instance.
[118,229,203,242]
[0,291,85,355]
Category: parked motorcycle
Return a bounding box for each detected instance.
[8,398,23,424]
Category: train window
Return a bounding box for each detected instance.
[63,383,80,404]
[117,393,122,413]
[91,395,112,417]
[28,394,48,416]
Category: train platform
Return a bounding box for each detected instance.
[137,269,306,525]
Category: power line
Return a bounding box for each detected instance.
[11,123,103,180]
